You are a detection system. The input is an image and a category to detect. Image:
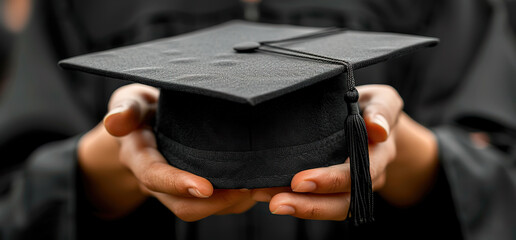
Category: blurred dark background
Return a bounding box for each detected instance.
[0,0,30,89]
[508,0,516,29]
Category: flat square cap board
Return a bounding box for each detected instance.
[60,20,438,225]
[60,20,438,105]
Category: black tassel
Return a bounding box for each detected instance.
[345,88,374,226]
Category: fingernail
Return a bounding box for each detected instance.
[373,115,390,135]
[188,188,209,198]
[252,191,272,202]
[104,105,128,121]
[293,181,317,192]
[272,205,296,215]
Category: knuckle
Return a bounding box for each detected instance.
[381,138,397,164]
[170,175,181,192]
[328,172,344,192]
[140,171,154,190]
[386,85,404,110]
[381,85,404,112]
[110,84,142,106]
[167,172,186,194]
[301,205,323,219]
[383,85,398,97]
[118,143,140,169]
[140,162,160,190]
[118,148,130,165]
[397,96,404,110]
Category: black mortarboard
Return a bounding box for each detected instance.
[59,20,438,224]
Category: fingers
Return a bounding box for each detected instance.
[367,135,396,190]
[104,84,160,137]
[291,163,351,194]
[290,135,396,194]
[154,189,253,222]
[113,114,256,221]
[249,85,403,221]
[356,85,403,143]
[99,84,259,221]
[269,192,350,221]
[119,128,213,198]
[254,146,390,220]
[251,187,291,202]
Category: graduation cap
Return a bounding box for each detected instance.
[59,20,438,224]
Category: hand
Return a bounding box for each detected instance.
[251,85,435,220]
[78,84,255,221]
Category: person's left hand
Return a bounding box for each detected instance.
[79,84,256,221]
[250,85,403,220]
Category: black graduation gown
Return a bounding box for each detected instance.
[0,0,515,239]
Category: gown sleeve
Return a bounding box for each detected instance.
[431,1,516,239]
[434,126,516,240]
[0,137,80,240]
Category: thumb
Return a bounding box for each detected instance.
[357,85,403,143]
[103,84,159,137]
[363,113,390,143]
[104,100,143,137]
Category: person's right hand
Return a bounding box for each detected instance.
[78,84,256,221]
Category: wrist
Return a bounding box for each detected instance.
[78,124,148,219]
[378,113,439,206]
